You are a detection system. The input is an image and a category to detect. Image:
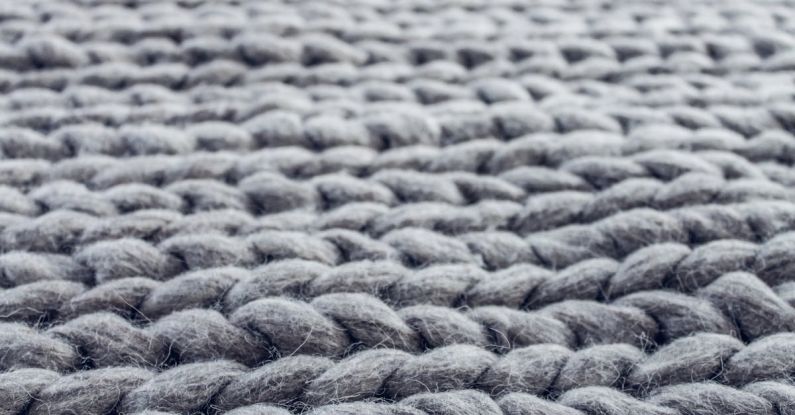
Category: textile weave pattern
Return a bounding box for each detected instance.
[2,0,795,414]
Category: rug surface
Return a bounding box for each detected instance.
[3,0,795,414]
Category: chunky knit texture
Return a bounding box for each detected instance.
[3,0,795,414]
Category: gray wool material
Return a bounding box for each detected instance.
[3,0,795,414]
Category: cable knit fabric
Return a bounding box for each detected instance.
[4,0,795,414]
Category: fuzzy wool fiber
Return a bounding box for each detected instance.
[2,0,795,414]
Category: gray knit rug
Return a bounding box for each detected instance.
[3,0,795,414]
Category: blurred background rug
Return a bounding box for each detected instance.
[2,0,795,414]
